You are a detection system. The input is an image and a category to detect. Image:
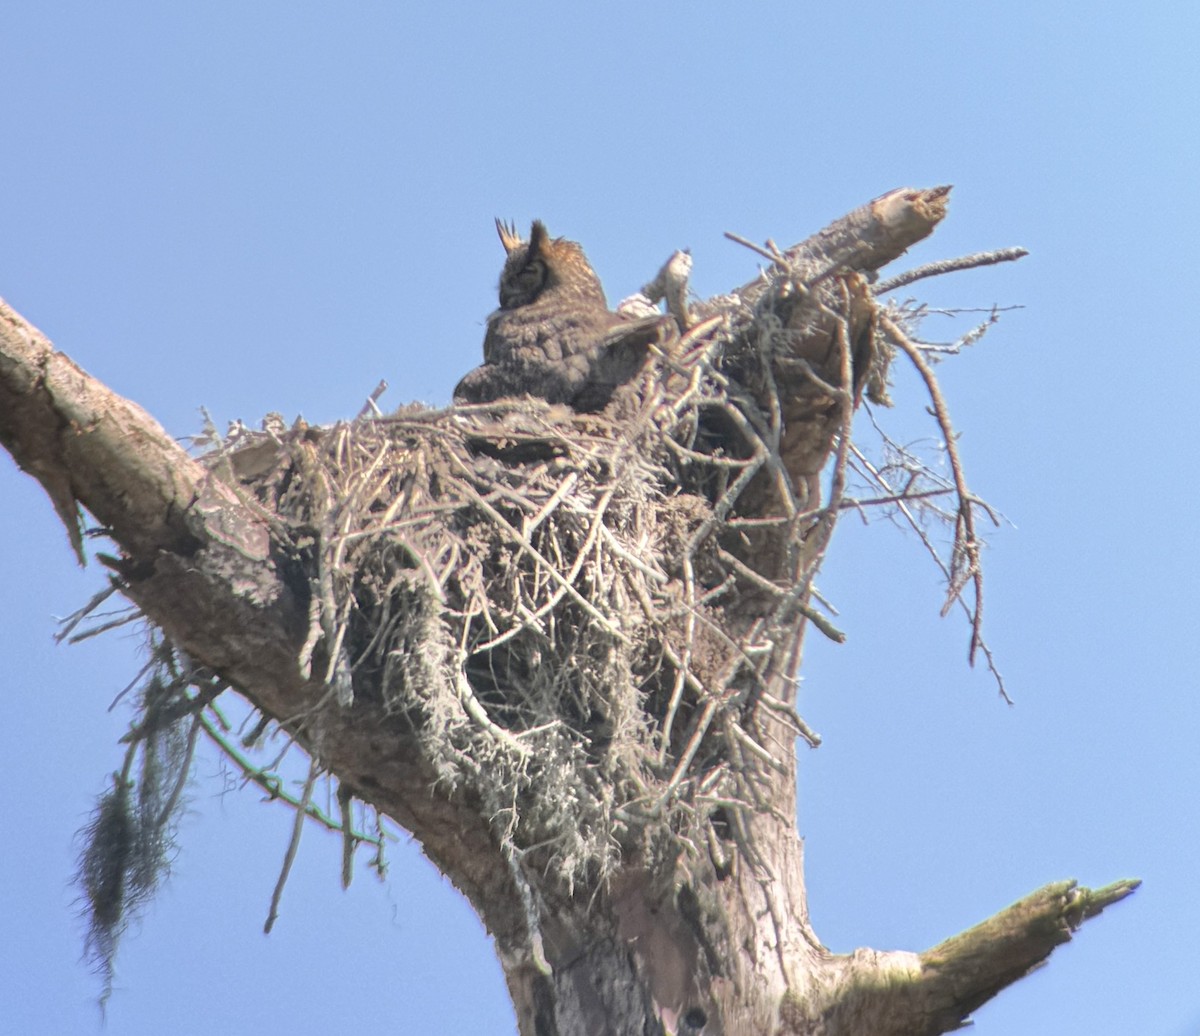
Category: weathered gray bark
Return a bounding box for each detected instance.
[0,189,1137,1035]
[0,299,534,953]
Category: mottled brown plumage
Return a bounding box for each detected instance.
[454,220,668,411]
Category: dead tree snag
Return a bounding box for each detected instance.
[0,187,1135,1034]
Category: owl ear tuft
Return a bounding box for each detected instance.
[495,218,524,256]
[528,220,549,257]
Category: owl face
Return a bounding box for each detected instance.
[493,219,607,312]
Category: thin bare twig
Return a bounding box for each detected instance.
[723,230,787,273]
[264,757,320,934]
[878,314,1009,701]
[874,247,1028,294]
[337,781,355,890]
[55,581,122,642]
[197,710,385,846]
[355,379,389,420]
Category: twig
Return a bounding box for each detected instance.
[452,646,535,757]
[874,247,1028,294]
[658,550,699,763]
[355,380,389,420]
[848,443,1014,697]
[264,757,319,934]
[55,581,122,642]
[447,453,630,644]
[879,314,992,674]
[197,710,384,846]
[841,487,955,509]
[523,470,579,536]
[723,231,786,267]
[337,780,355,890]
[66,608,143,645]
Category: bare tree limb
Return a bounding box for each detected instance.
[0,295,532,952]
[914,879,1141,1032]
[729,185,953,305]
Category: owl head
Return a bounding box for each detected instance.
[493,219,608,311]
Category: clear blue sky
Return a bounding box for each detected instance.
[2,3,1196,1033]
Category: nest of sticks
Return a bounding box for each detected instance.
[65,212,1017,979]
[64,194,1023,992]
[187,239,1008,889]
[222,336,817,883]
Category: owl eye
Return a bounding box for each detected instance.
[515,261,546,293]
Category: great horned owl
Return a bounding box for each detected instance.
[454,220,669,411]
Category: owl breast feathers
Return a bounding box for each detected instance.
[453,220,669,411]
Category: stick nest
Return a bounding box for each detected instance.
[212,289,862,886]
[121,235,1005,897]
[62,200,1019,984]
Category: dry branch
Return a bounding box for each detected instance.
[914,879,1141,1031]
[874,246,1029,294]
[727,186,953,304]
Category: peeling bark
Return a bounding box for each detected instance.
[0,188,1137,1035]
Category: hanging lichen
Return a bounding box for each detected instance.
[77,657,198,1010]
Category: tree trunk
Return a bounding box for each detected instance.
[0,188,1136,1035]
